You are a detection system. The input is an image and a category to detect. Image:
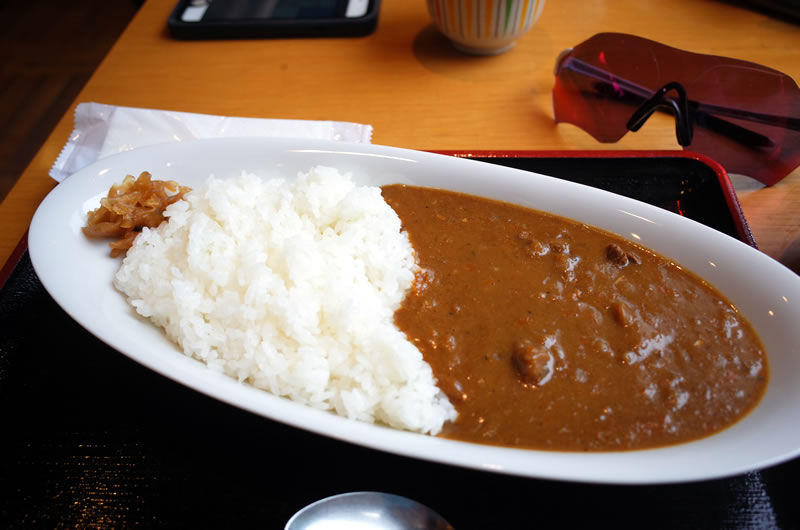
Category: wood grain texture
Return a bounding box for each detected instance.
[1,0,798,271]
[0,0,138,201]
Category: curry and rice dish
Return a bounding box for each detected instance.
[86,168,768,452]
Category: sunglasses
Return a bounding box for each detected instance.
[553,33,800,186]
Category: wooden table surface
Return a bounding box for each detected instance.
[1,0,799,272]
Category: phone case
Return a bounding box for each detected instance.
[167,0,381,40]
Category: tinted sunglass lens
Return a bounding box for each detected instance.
[554,33,800,184]
[553,36,662,143]
[683,65,800,185]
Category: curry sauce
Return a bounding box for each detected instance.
[382,184,768,451]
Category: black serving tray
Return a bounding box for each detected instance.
[1,153,795,529]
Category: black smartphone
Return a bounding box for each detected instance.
[168,0,380,39]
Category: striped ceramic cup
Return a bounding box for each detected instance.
[426,0,545,55]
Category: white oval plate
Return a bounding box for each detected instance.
[29,138,800,484]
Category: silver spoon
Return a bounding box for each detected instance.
[285,491,454,530]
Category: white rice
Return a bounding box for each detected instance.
[113,166,456,434]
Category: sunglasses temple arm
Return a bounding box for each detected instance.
[691,101,800,132]
[625,82,776,148]
[627,82,774,151]
[562,60,793,143]
[564,59,799,132]
[691,106,776,148]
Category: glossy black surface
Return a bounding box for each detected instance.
[468,155,753,246]
[1,158,794,529]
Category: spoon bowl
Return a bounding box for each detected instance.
[285,491,454,530]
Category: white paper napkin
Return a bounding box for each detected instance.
[50,102,374,182]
